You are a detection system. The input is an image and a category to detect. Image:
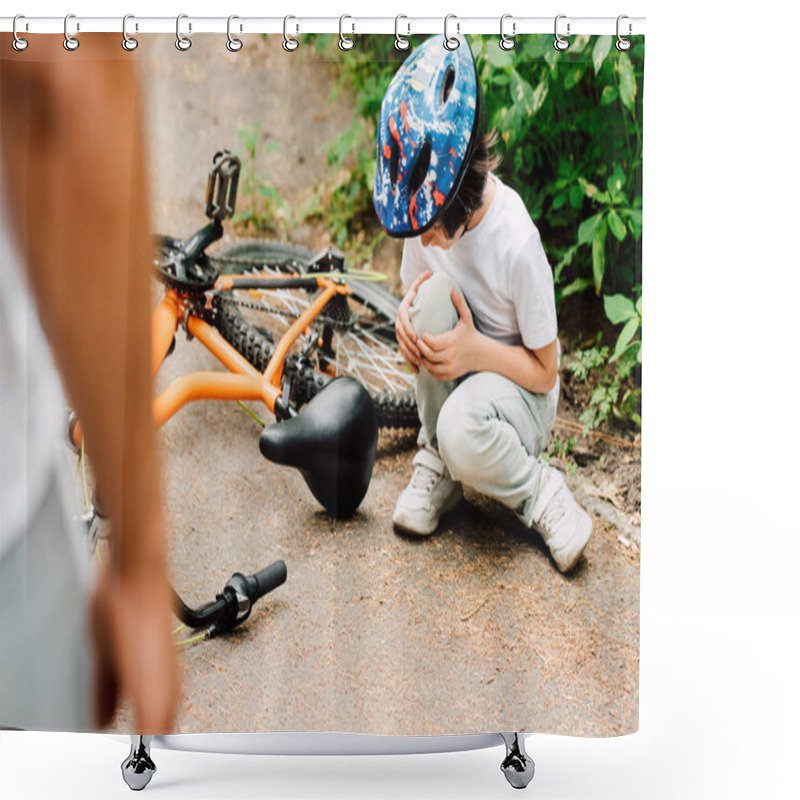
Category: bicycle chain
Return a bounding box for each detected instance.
[208,254,419,429]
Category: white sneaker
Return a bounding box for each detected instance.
[393,447,462,536]
[529,465,592,573]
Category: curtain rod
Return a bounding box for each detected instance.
[1,16,646,36]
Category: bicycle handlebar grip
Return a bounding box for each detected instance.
[249,560,287,601]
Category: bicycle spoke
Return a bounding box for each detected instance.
[215,246,417,428]
[336,329,411,392]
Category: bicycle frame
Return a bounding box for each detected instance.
[70,273,353,449]
[66,151,378,638]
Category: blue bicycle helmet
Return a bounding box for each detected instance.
[373,36,481,237]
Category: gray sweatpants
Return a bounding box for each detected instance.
[410,271,559,522]
[0,460,95,731]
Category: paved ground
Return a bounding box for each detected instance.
[110,35,640,738]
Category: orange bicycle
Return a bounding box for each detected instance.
[71,150,417,515]
[70,150,417,637]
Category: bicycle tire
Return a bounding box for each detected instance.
[210,239,418,430]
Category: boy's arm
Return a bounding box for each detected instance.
[0,34,180,732]
[417,287,558,393]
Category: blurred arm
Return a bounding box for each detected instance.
[0,34,179,732]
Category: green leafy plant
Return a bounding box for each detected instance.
[472,35,643,301]
[234,123,292,235]
[604,292,642,364]
[551,434,576,458]
[567,293,641,432]
[568,344,609,383]
[293,34,403,259]
[301,117,384,258]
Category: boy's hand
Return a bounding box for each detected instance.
[396,270,431,373]
[418,288,485,381]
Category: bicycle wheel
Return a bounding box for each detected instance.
[210,239,418,430]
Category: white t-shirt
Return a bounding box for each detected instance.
[400,174,558,352]
[1,193,66,557]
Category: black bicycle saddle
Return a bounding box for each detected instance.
[259,378,378,518]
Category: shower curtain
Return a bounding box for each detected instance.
[0,26,642,742]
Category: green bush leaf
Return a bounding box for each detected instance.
[600,84,619,105]
[531,79,549,115]
[577,212,604,245]
[607,210,627,241]
[510,70,534,114]
[620,208,643,239]
[592,222,607,294]
[560,276,594,299]
[592,36,612,73]
[569,183,584,209]
[607,164,627,193]
[618,52,637,112]
[563,66,585,91]
[569,35,591,55]
[579,178,599,200]
[521,36,549,61]
[604,293,637,324]
[487,46,515,68]
[610,317,640,362]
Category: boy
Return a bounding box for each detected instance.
[373,36,591,573]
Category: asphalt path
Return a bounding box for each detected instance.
[109,35,641,738]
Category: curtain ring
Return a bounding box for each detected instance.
[616,15,632,51]
[12,15,29,51]
[175,14,192,51]
[394,15,410,51]
[499,14,516,51]
[443,14,460,51]
[554,14,570,51]
[63,13,80,51]
[122,14,139,51]
[227,15,243,52]
[283,15,299,52]
[339,15,355,51]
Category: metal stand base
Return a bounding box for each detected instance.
[500,732,535,789]
[119,732,533,790]
[121,736,156,791]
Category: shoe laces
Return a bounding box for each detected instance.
[535,479,572,537]
[410,463,440,494]
[538,486,570,532]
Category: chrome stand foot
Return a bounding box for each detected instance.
[500,732,535,789]
[121,735,156,791]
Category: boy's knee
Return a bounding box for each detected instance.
[410,272,461,338]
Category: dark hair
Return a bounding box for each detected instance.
[438,130,501,238]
